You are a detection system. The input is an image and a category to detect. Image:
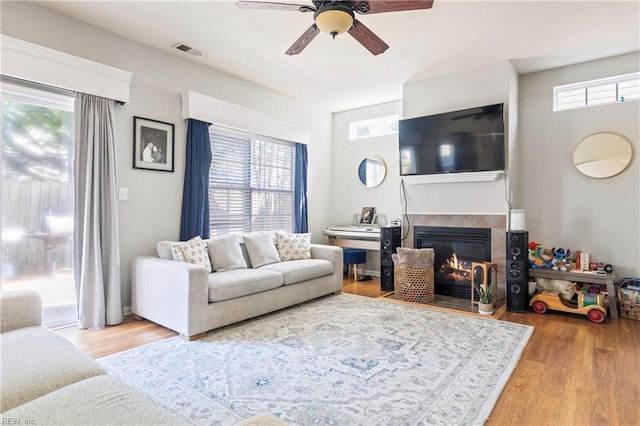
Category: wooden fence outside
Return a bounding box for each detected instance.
[2,180,73,277]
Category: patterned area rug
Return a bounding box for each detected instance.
[99,294,533,425]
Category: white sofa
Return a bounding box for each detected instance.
[0,290,290,425]
[0,290,188,425]
[132,231,343,340]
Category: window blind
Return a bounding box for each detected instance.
[209,127,295,236]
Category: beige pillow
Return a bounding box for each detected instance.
[276,232,311,261]
[172,236,212,272]
[156,240,180,260]
[207,235,247,272]
[243,232,281,268]
[396,247,435,269]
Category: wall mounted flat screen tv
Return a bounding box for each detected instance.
[399,103,505,176]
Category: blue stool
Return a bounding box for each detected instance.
[343,248,366,280]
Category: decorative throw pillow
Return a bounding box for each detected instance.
[172,236,212,272]
[276,232,311,261]
[396,247,435,269]
[243,232,281,268]
[207,235,247,272]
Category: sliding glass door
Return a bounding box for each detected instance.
[1,79,76,328]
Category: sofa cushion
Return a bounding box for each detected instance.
[243,232,281,268]
[158,235,238,261]
[156,240,180,260]
[237,412,289,425]
[0,326,106,412]
[276,232,311,261]
[0,290,42,332]
[208,269,283,302]
[259,259,334,286]
[207,234,247,272]
[172,236,212,273]
[2,375,187,425]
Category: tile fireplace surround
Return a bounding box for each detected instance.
[402,214,507,299]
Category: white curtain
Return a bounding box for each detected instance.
[74,93,123,328]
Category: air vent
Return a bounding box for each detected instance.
[171,43,203,57]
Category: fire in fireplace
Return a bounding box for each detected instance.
[414,226,491,299]
[440,253,472,282]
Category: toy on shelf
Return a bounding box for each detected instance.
[551,248,571,271]
[529,282,607,323]
[528,241,576,271]
[528,242,549,268]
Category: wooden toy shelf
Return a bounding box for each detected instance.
[528,268,618,319]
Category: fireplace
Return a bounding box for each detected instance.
[414,226,491,299]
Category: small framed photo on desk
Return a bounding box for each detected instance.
[360,207,375,224]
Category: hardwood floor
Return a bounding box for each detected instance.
[56,276,640,425]
[55,314,177,359]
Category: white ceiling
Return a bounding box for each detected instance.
[34,0,640,112]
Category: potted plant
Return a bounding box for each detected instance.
[475,281,494,315]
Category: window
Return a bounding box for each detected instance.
[349,114,398,140]
[553,72,640,111]
[209,126,295,236]
[1,78,76,328]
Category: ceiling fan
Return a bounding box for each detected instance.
[236,0,434,55]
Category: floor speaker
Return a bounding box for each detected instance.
[506,231,529,312]
[380,226,401,291]
[507,231,528,261]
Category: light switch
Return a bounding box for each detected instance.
[118,187,128,201]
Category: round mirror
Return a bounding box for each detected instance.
[573,132,633,179]
[358,156,386,187]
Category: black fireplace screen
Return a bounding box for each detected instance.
[414,226,491,299]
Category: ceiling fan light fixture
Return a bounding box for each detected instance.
[314,7,354,38]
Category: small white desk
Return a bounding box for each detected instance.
[326,236,379,251]
[324,226,380,251]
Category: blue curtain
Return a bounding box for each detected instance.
[180,119,212,241]
[294,143,308,233]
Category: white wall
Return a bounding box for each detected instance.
[331,62,517,227]
[331,100,404,225]
[329,62,519,272]
[332,56,640,280]
[519,53,640,278]
[1,1,334,308]
[401,61,516,216]
[331,100,403,273]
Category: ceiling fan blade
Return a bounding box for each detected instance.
[236,1,313,12]
[285,24,320,55]
[348,20,389,55]
[355,0,434,15]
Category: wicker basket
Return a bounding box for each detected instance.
[619,300,640,321]
[394,267,434,304]
[618,279,640,321]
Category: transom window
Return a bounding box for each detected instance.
[553,72,640,111]
[349,114,398,140]
[208,126,295,236]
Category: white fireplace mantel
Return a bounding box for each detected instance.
[403,171,505,184]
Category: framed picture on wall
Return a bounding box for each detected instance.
[133,116,175,172]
